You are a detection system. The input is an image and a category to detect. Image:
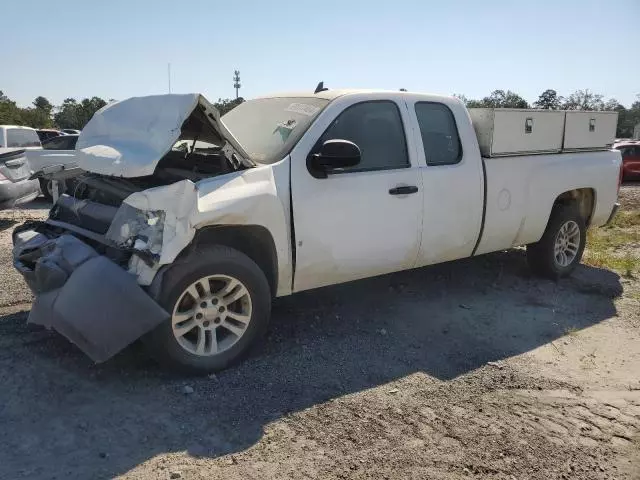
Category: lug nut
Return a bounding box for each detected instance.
[200,302,207,308]
[196,313,203,319]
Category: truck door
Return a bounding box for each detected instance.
[290,98,423,292]
[408,100,484,266]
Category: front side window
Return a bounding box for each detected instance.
[318,101,409,172]
[415,102,462,166]
[7,128,41,148]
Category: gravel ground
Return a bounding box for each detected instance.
[0,192,638,480]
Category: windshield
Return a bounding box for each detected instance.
[221,97,329,164]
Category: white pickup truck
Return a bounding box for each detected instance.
[12,89,622,372]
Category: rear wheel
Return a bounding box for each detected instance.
[527,204,586,279]
[143,245,271,373]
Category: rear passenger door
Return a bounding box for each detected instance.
[408,99,484,266]
[290,98,424,292]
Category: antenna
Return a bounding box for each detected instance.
[168,63,171,93]
[314,81,328,94]
[233,70,241,99]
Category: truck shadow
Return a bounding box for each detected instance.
[0,250,622,478]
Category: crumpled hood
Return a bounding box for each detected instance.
[75,93,250,178]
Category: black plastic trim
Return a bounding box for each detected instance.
[471,157,488,256]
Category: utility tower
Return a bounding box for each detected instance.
[233,70,241,99]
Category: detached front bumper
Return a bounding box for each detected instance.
[12,223,169,362]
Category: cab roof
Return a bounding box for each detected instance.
[255,89,454,102]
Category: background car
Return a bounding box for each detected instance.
[0,125,42,149]
[30,134,79,201]
[42,134,78,150]
[614,141,640,181]
[36,129,63,142]
[0,148,41,210]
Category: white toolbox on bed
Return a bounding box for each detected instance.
[469,108,618,157]
[563,111,618,151]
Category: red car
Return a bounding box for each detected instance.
[614,141,640,181]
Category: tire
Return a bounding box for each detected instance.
[527,204,586,279]
[143,245,272,373]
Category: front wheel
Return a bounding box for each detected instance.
[143,245,272,373]
[527,205,586,279]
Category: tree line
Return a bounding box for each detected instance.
[0,92,245,131]
[455,89,640,138]
[2,89,639,137]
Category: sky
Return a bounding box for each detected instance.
[2,0,639,108]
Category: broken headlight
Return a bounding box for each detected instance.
[105,203,165,263]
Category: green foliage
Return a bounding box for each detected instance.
[1,89,639,139]
[562,89,604,110]
[458,90,529,108]
[53,96,107,129]
[0,90,23,125]
[534,89,562,109]
[214,97,244,116]
[19,108,53,128]
[33,96,53,114]
[482,90,529,108]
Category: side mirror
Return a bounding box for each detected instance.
[308,139,361,178]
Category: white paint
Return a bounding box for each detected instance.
[498,189,511,211]
[25,150,78,174]
[475,149,621,255]
[289,93,424,292]
[122,163,293,296]
[71,91,621,299]
[74,94,250,178]
[469,109,565,156]
[405,95,485,266]
[563,111,618,150]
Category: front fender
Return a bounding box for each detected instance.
[119,163,292,295]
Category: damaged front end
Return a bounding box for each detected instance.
[13,224,169,362]
[11,93,249,362]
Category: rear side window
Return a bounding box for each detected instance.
[7,128,41,148]
[415,102,462,166]
[318,101,409,172]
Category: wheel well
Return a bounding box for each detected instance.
[553,188,595,226]
[189,225,278,296]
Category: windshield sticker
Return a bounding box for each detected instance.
[273,119,297,141]
[285,103,320,116]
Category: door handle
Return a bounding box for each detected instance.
[389,185,418,195]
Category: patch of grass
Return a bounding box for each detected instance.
[606,210,640,229]
[584,247,639,277]
[583,208,640,276]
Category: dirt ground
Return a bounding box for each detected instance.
[0,187,638,480]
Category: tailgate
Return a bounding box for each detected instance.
[0,149,31,182]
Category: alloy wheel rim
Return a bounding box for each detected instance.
[554,220,580,267]
[171,274,252,356]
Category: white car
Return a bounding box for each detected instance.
[0,126,42,208]
[12,90,622,372]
